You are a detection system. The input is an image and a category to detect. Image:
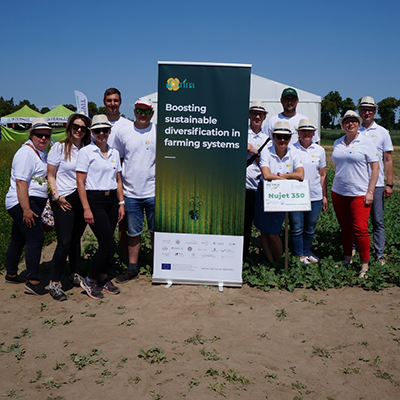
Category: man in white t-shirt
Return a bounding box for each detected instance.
[264,88,320,145]
[244,100,269,260]
[113,97,156,283]
[103,88,132,148]
[358,96,394,264]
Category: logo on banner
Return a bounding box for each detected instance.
[166,77,195,91]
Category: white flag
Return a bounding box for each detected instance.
[74,90,88,116]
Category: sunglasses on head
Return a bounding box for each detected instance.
[135,108,152,115]
[32,132,51,139]
[275,134,291,141]
[92,128,110,134]
[71,123,89,134]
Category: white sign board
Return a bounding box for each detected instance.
[263,180,311,212]
[153,232,243,287]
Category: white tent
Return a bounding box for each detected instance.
[142,73,321,129]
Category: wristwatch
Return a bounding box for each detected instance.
[386,183,394,188]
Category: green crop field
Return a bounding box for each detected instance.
[1,140,400,292]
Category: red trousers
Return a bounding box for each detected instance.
[331,191,371,262]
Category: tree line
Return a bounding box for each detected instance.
[2,92,399,131]
[0,98,107,119]
[321,91,400,130]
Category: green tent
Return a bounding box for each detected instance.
[42,104,74,123]
[1,105,43,124]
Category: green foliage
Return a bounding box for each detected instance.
[377,97,400,130]
[138,347,168,364]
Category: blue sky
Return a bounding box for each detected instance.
[1,0,399,117]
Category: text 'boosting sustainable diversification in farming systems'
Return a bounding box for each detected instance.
[163,103,242,150]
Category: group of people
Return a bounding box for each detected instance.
[245,90,393,279]
[4,88,156,300]
[4,87,393,299]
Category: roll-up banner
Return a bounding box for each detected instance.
[153,62,251,287]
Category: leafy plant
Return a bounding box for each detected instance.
[138,347,168,364]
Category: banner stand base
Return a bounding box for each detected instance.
[152,277,242,290]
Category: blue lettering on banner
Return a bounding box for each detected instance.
[161,263,172,270]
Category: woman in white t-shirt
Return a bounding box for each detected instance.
[290,119,328,264]
[254,121,304,264]
[5,118,52,295]
[47,113,91,301]
[76,115,125,300]
[331,110,379,278]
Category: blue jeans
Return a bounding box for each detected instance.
[124,196,155,237]
[289,199,322,256]
[370,186,385,258]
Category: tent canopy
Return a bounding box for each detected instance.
[42,104,74,123]
[1,105,43,125]
[142,73,322,129]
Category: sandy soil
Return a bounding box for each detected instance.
[1,242,400,400]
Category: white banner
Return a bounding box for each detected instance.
[153,232,243,287]
[74,90,88,116]
[263,180,311,212]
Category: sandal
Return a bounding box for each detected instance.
[358,267,368,279]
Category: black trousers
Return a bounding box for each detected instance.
[50,190,87,282]
[86,190,118,279]
[6,196,47,280]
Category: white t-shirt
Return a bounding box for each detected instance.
[107,116,132,148]
[113,122,156,198]
[47,142,81,197]
[5,140,48,210]
[293,142,326,201]
[359,122,393,187]
[246,127,269,191]
[259,143,303,179]
[76,142,122,191]
[331,134,379,197]
[264,112,321,145]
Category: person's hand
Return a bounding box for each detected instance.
[247,143,258,155]
[57,196,72,211]
[364,191,374,205]
[118,204,125,222]
[22,209,38,228]
[322,197,329,211]
[84,208,94,225]
[384,185,393,198]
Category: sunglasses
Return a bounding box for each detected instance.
[32,133,51,139]
[275,134,291,141]
[135,108,152,115]
[72,123,89,134]
[92,128,110,134]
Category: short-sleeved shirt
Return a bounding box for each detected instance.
[293,142,326,201]
[359,122,393,187]
[5,140,48,210]
[331,134,379,197]
[113,122,156,199]
[76,142,121,191]
[259,143,303,178]
[246,127,269,191]
[47,141,81,197]
[264,112,321,145]
[107,116,132,148]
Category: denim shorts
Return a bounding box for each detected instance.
[124,196,155,237]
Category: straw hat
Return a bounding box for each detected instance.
[273,121,292,134]
[295,118,317,131]
[249,100,268,114]
[29,118,52,133]
[339,110,363,127]
[90,115,112,130]
[358,96,377,109]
